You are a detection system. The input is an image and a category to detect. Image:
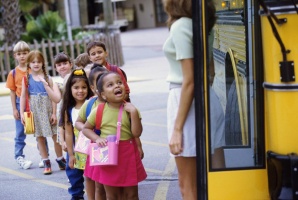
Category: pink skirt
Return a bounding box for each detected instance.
[84,154,94,179]
[92,139,147,187]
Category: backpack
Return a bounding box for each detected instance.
[85,97,104,135]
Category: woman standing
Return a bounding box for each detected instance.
[162,0,196,199]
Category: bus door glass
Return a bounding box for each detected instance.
[207,0,264,169]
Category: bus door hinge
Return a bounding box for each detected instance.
[289,153,298,199]
[280,61,295,82]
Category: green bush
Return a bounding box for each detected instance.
[21,11,67,43]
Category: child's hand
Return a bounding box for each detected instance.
[13,109,20,120]
[95,137,107,147]
[37,75,48,86]
[137,145,144,159]
[68,154,76,169]
[61,141,67,152]
[20,114,25,125]
[123,102,137,113]
[50,114,57,125]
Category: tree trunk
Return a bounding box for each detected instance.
[1,0,22,45]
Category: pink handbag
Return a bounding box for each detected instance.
[74,131,91,154]
[89,104,123,166]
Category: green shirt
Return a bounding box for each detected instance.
[87,103,141,140]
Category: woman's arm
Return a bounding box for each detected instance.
[169,58,194,155]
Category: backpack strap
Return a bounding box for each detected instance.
[94,103,124,141]
[94,103,105,135]
[12,69,16,79]
[86,96,98,117]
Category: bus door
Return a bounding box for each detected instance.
[193,0,268,199]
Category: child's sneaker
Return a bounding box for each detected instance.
[16,156,32,170]
[39,159,44,168]
[56,157,66,170]
[43,159,52,175]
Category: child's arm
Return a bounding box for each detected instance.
[38,75,61,103]
[82,121,107,147]
[64,114,76,169]
[75,116,85,131]
[10,91,19,119]
[50,101,57,125]
[59,127,67,151]
[123,102,143,138]
[135,137,144,159]
[19,79,27,125]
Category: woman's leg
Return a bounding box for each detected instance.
[95,182,106,200]
[175,157,197,200]
[85,177,95,200]
[123,186,138,200]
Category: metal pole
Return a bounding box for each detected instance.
[64,0,73,41]
[103,0,114,31]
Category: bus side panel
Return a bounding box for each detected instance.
[261,14,298,154]
[208,170,269,200]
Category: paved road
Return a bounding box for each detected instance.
[0,27,182,200]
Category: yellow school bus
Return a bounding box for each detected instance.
[193,0,298,199]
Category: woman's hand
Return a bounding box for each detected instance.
[169,129,183,155]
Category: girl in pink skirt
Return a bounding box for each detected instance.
[83,72,147,199]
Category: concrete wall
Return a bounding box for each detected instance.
[124,0,156,29]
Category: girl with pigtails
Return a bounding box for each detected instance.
[20,50,64,175]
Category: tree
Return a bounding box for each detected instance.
[1,0,22,45]
[0,0,55,45]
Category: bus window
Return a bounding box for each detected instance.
[207,0,263,169]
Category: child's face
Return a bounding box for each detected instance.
[29,58,43,73]
[101,73,125,103]
[55,61,72,78]
[14,51,29,65]
[88,46,108,66]
[71,79,88,103]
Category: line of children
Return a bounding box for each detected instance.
[6,41,33,169]
[82,71,147,199]
[60,68,93,200]
[19,50,65,175]
[75,64,108,200]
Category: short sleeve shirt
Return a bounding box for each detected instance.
[163,17,193,84]
[87,103,141,140]
[6,67,27,97]
[78,97,100,122]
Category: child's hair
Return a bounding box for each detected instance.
[13,41,30,53]
[60,69,93,126]
[26,50,49,86]
[96,72,119,99]
[88,63,108,85]
[86,41,107,55]
[54,52,72,67]
[75,53,92,68]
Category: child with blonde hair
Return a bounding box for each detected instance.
[6,41,32,169]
